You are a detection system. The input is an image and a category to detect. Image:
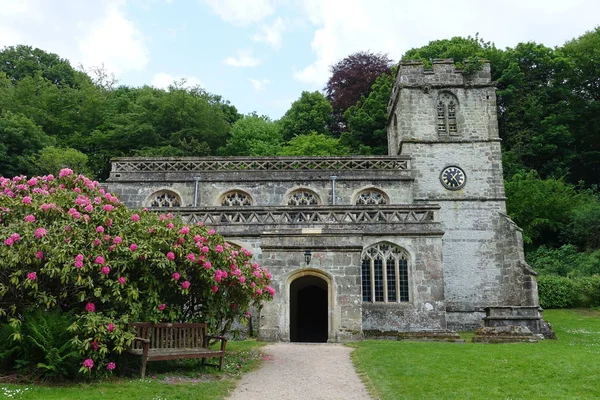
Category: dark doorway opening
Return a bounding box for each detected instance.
[290,275,328,343]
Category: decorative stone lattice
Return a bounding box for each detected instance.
[287,190,319,206]
[356,190,388,205]
[221,191,252,206]
[149,190,181,208]
[111,157,410,173]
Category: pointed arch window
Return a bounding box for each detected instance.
[437,92,459,135]
[361,243,409,303]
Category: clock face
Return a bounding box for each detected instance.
[440,166,466,190]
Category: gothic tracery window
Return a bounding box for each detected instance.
[221,190,252,206]
[287,190,320,206]
[149,190,181,208]
[437,92,459,135]
[356,189,388,205]
[361,243,409,303]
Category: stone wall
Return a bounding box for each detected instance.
[387,59,539,331]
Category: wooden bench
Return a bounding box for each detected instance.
[126,322,227,378]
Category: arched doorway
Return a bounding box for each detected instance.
[290,275,328,342]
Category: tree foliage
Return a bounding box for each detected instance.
[219,114,283,156]
[0,45,84,88]
[342,71,394,154]
[33,146,90,176]
[505,171,583,248]
[325,51,393,116]
[279,91,333,140]
[279,132,350,156]
[0,110,55,177]
[325,51,393,134]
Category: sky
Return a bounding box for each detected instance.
[0,0,599,119]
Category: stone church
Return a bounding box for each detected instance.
[107,59,540,342]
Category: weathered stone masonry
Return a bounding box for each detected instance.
[107,59,540,341]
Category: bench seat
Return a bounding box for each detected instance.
[126,322,227,377]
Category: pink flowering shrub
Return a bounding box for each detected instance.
[0,171,273,377]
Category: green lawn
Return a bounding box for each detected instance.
[350,309,600,400]
[0,340,264,400]
[2,310,599,400]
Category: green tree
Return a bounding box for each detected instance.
[505,171,583,248]
[560,27,600,185]
[279,91,333,140]
[0,110,55,177]
[33,146,90,176]
[496,43,575,179]
[219,114,283,156]
[0,45,84,88]
[342,71,394,154]
[279,132,350,156]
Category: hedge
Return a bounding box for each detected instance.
[538,275,600,308]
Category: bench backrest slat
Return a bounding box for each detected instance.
[131,322,207,349]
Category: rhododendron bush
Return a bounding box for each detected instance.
[0,170,274,376]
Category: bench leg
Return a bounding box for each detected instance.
[201,357,206,367]
[140,345,149,379]
[219,354,224,370]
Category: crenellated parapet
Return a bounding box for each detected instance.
[387,59,493,120]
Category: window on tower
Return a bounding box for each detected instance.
[436,92,459,135]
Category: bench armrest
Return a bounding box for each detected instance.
[205,335,228,351]
[133,337,150,344]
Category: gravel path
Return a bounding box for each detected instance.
[227,343,373,400]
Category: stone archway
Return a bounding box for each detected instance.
[290,275,328,343]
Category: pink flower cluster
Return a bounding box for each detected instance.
[74,254,84,269]
[82,358,94,370]
[34,227,47,239]
[3,232,21,246]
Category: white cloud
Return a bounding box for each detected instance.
[200,0,275,26]
[249,78,269,91]
[253,17,286,49]
[224,49,262,67]
[78,4,149,75]
[152,72,203,89]
[0,0,149,77]
[294,0,599,86]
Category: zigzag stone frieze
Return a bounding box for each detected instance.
[168,206,436,226]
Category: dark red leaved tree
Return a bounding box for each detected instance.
[325,51,394,134]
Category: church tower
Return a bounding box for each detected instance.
[387,59,539,330]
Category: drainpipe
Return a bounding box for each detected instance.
[193,177,200,207]
[330,175,338,205]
